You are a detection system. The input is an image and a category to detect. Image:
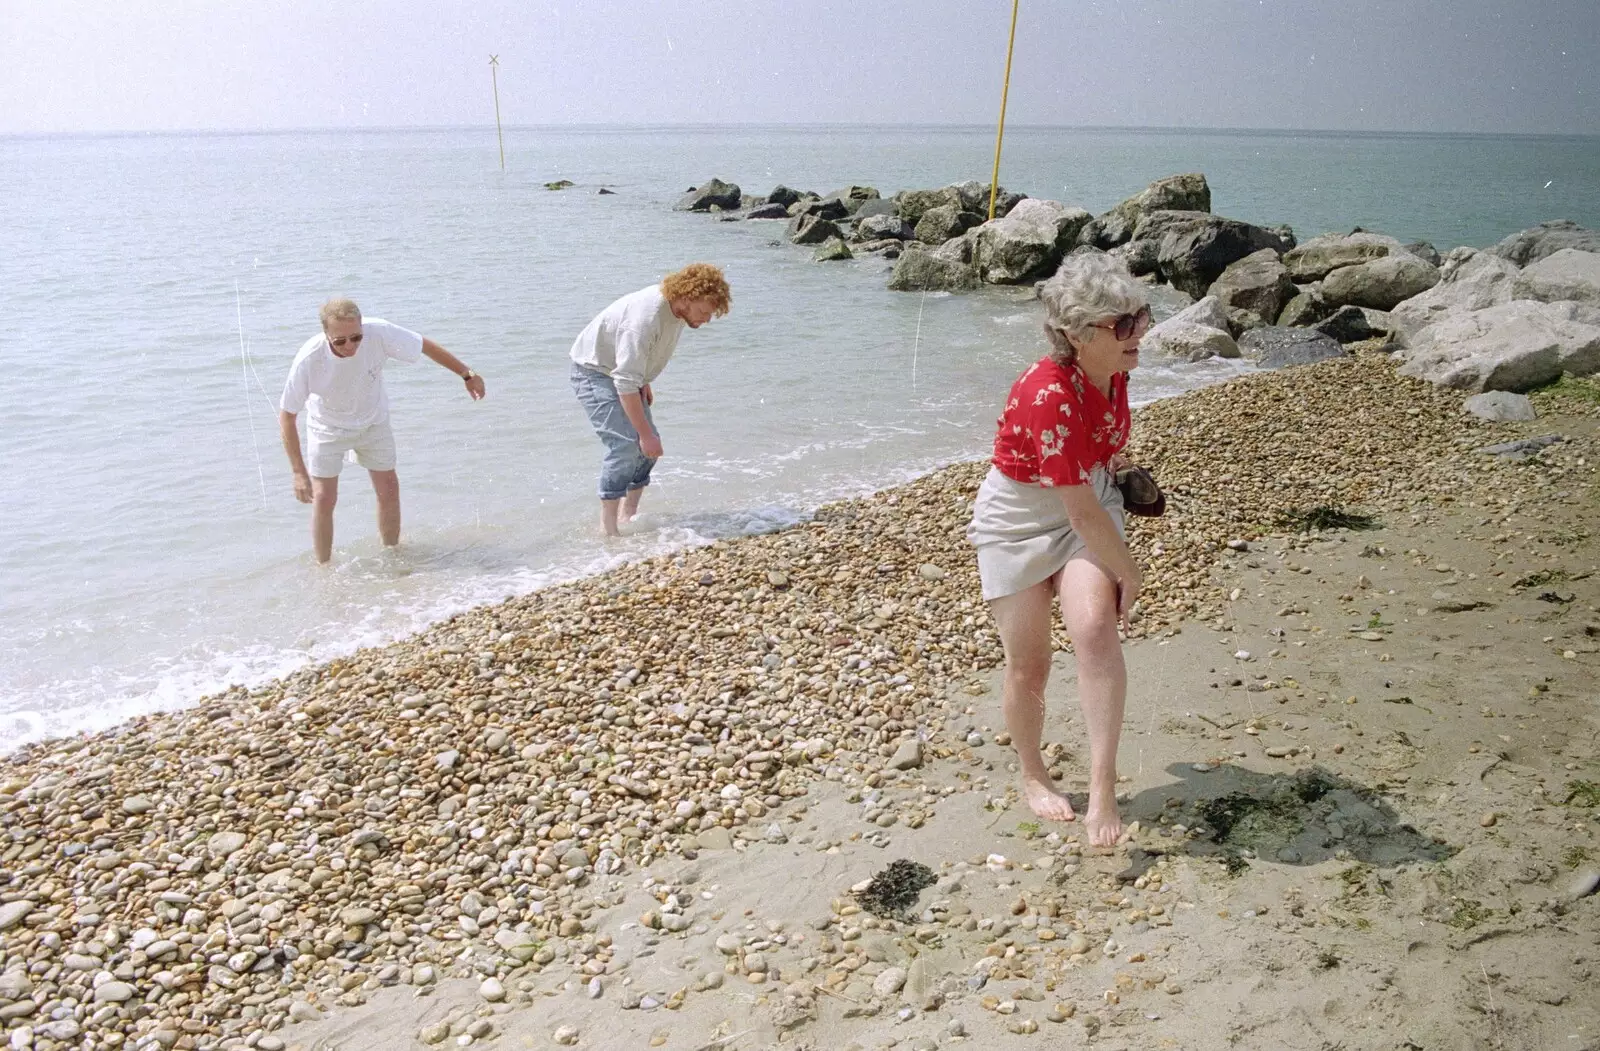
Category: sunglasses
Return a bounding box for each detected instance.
[328,333,365,348]
[1090,306,1151,342]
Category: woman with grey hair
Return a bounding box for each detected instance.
[967,252,1150,846]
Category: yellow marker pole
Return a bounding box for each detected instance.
[987,0,1021,220]
[489,55,505,171]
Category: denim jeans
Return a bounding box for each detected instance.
[571,362,657,501]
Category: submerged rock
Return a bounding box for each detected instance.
[676,178,741,211]
[888,245,979,292]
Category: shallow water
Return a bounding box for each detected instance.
[1,124,1595,749]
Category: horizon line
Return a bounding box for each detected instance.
[5,121,1598,142]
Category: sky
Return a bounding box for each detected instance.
[2,0,1597,136]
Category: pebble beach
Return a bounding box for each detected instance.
[1,348,1596,1050]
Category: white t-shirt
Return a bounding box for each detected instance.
[569,286,685,395]
[279,319,424,435]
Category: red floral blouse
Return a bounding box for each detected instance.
[991,357,1131,487]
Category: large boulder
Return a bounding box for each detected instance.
[1403,241,1442,266]
[1110,239,1159,277]
[1313,305,1395,344]
[1321,253,1440,311]
[1283,231,1404,282]
[855,198,898,219]
[1166,294,1231,332]
[1208,248,1296,329]
[970,200,1093,284]
[745,202,789,220]
[1390,251,1519,339]
[792,197,850,222]
[1278,284,1335,327]
[952,181,1025,218]
[1239,326,1347,369]
[675,178,741,212]
[1136,211,1292,299]
[888,245,979,292]
[915,204,984,245]
[854,239,906,259]
[1512,248,1600,305]
[852,214,916,243]
[1395,300,1600,391]
[788,214,843,245]
[825,185,881,211]
[1138,320,1240,363]
[1082,173,1211,249]
[765,185,808,209]
[813,237,853,262]
[1490,220,1600,266]
[933,231,978,265]
[1267,224,1298,251]
[895,187,964,225]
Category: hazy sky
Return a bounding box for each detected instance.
[3,0,1597,135]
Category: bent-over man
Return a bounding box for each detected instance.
[278,298,486,562]
[569,263,731,536]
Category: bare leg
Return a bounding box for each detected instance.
[620,487,644,525]
[1059,556,1127,846]
[600,499,622,537]
[310,475,339,564]
[990,576,1076,822]
[370,469,401,547]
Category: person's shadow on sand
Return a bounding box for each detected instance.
[1108,763,1456,881]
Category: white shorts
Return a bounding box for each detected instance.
[967,466,1125,601]
[306,420,397,478]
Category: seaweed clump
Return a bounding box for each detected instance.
[1276,506,1380,532]
[855,859,937,918]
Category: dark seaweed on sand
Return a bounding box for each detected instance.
[1275,506,1380,532]
[855,859,937,918]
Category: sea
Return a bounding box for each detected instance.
[2,124,1597,751]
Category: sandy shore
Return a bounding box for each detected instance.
[1,351,1596,1051]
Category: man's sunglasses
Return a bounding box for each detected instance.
[329,333,365,348]
[1090,306,1152,342]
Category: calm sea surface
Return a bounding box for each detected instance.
[2,125,1596,749]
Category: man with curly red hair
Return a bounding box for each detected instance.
[570,263,732,536]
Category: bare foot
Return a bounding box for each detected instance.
[1084,792,1123,847]
[1022,775,1077,822]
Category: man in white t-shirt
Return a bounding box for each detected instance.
[570,263,731,536]
[278,298,486,563]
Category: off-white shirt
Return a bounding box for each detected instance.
[569,286,685,395]
[279,319,424,435]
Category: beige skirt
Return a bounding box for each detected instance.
[967,466,1125,601]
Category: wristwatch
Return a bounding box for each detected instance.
[461,370,478,382]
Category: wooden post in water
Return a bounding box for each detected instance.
[987,0,1020,220]
[489,55,505,171]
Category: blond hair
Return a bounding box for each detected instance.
[320,298,362,328]
[660,263,732,317]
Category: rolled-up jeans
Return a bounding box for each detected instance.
[571,362,658,501]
